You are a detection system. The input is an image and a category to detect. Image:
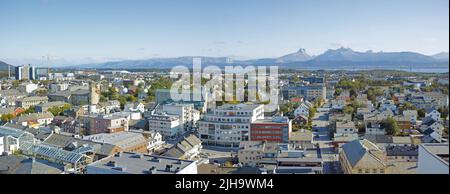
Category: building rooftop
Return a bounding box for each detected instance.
[0,155,64,174]
[341,139,386,168]
[290,131,313,142]
[217,103,263,111]
[16,96,48,102]
[16,112,54,123]
[87,152,195,174]
[252,117,290,124]
[386,145,418,157]
[163,135,202,158]
[82,131,148,150]
[420,143,449,165]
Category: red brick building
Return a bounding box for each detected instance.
[250,117,292,143]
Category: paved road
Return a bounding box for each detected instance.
[312,104,342,174]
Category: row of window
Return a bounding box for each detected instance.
[357,168,385,174]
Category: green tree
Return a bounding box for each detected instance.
[343,105,354,115]
[438,107,449,120]
[417,109,426,118]
[334,88,342,97]
[1,114,14,123]
[24,106,36,114]
[382,117,400,135]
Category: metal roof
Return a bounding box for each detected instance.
[19,141,85,164]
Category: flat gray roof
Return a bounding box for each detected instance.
[87,152,195,174]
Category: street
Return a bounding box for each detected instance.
[312,103,342,174]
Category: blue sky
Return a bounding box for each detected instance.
[0,0,448,65]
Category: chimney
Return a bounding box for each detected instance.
[165,164,172,172]
[148,166,157,174]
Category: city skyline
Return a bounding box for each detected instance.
[0,0,449,66]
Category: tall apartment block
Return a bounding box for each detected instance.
[197,103,264,147]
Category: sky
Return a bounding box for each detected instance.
[0,0,448,66]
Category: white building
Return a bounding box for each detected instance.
[161,103,200,132]
[425,110,441,122]
[365,123,386,135]
[418,143,449,174]
[335,121,357,135]
[18,83,39,94]
[148,113,181,139]
[49,83,70,93]
[197,103,264,147]
[294,101,312,118]
[403,110,418,125]
[124,102,145,113]
[147,131,164,151]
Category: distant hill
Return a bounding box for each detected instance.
[313,47,436,63]
[276,48,313,63]
[61,48,449,70]
[0,60,13,71]
[432,52,449,62]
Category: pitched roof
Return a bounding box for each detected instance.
[341,139,386,168]
[163,135,201,158]
[363,134,393,144]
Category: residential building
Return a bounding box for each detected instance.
[293,101,313,118]
[339,139,387,174]
[147,113,181,139]
[250,117,292,143]
[18,83,39,94]
[386,145,418,163]
[15,64,36,81]
[198,103,264,147]
[80,114,129,135]
[335,121,357,135]
[160,103,200,132]
[425,109,441,122]
[15,112,54,127]
[282,85,326,101]
[238,141,322,173]
[16,96,49,109]
[35,101,69,113]
[163,134,202,160]
[124,102,145,113]
[83,131,149,153]
[289,130,314,149]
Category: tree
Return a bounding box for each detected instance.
[399,102,416,114]
[100,95,108,102]
[343,105,354,115]
[23,106,36,114]
[35,89,48,96]
[334,88,342,97]
[382,117,400,135]
[417,109,426,118]
[1,114,14,123]
[126,94,137,102]
[438,107,449,120]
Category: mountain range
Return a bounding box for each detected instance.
[2,48,448,70]
[67,47,448,70]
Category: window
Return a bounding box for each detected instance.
[365,169,370,173]
[358,169,363,174]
